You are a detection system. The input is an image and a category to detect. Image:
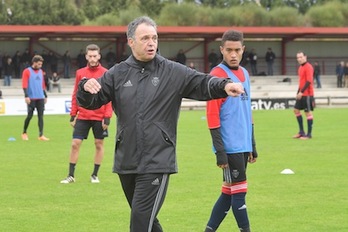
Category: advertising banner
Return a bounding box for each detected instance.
[251,98,296,110]
[0,98,72,116]
[0,97,296,116]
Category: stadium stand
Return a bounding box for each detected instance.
[1,78,75,98]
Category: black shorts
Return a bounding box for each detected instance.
[27,99,45,115]
[294,96,315,112]
[73,119,108,140]
[223,152,249,183]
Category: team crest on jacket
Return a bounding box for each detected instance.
[152,77,159,86]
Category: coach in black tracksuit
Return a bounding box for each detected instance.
[77,16,244,232]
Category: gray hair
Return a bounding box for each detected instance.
[127,16,157,39]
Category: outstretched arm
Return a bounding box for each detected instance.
[224,82,244,97]
[81,78,101,94]
[77,76,111,110]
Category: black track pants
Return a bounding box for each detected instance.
[118,173,170,232]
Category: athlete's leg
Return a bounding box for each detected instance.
[70,139,83,163]
[91,121,107,176]
[130,173,169,232]
[92,139,104,176]
[205,185,232,232]
[36,99,45,136]
[303,96,314,137]
[293,108,305,136]
[230,153,250,232]
[23,101,35,133]
[231,191,249,231]
[67,120,90,177]
[118,174,136,208]
[119,173,168,232]
[67,138,83,177]
[304,111,313,137]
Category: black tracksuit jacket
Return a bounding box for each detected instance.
[77,54,230,175]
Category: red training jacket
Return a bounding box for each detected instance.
[70,64,112,120]
[298,62,314,96]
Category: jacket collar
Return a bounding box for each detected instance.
[125,54,165,72]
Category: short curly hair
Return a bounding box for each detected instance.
[32,55,44,63]
[221,30,244,46]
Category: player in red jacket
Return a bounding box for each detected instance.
[61,44,112,184]
[293,51,315,140]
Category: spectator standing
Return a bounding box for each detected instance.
[76,16,244,232]
[77,49,87,69]
[43,51,51,75]
[41,50,49,73]
[176,48,187,65]
[0,51,3,78]
[1,52,11,79]
[21,49,31,70]
[240,49,249,67]
[12,51,21,79]
[265,47,276,76]
[313,61,321,88]
[105,47,117,69]
[62,50,71,78]
[204,29,258,232]
[208,49,219,70]
[3,57,14,86]
[336,61,344,88]
[248,49,257,76]
[293,51,315,140]
[344,62,348,88]
[60,44,112,184]
[43,71,49,92]
[21,55,49,141]
[48,51,58,73]
[2,52,11,65]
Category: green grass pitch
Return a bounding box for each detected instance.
[0,108,347,232]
